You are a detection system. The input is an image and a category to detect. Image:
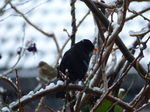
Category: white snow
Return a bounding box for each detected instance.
[93,87,101,92]
[28,91,34,98]
[56,80,64,85]
[37,88,44,93]
[9,101,17,109]
[142,103,146,107]
[78,81,83,86]
[129,27,149,36]
[119,88,125,92]
[1,107,10,112]
[0,87,5,93]
[45,83,56,90]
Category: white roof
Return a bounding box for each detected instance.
[0,0,149,70]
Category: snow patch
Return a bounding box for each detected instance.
[45,83,56,89]
[1,107,10,112]
[56,80,64,85]
[93,87,101,91]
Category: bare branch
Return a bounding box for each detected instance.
[126,7,150,21]
[0,76,18,93]
[70,0,77,47]
[9,83,134,111]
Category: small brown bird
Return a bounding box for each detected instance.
[37,61,57,82]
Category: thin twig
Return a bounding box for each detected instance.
[127,7,150,22]
[0,76,18,93]
[130,83,148,108]
[35,96,46,112]
[54,36,70,67]
[8,1,53,37]
[125,7,150,21]
[106,0,129,46]
[134,102,150,112]
[15,69,24,112]
[70,0,77,47]
[74,92,83,112]
[77,10,90,28]
[44,104,54,112]
[64,71,71,112]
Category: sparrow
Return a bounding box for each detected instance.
[37,61,57,82]
[56,39,97,98]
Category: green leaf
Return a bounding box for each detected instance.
[96,99,122,112]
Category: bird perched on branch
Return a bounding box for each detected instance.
[37,61,57,82]
[56,39,97,98]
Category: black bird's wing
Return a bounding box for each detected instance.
[58,47,90,81]
[69,48,89,81]
[57,50,71,78]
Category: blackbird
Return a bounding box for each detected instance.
[56,39,96,98]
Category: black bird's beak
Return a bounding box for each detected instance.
[93,48,98,51]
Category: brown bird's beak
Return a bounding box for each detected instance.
[93,48,98,51]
